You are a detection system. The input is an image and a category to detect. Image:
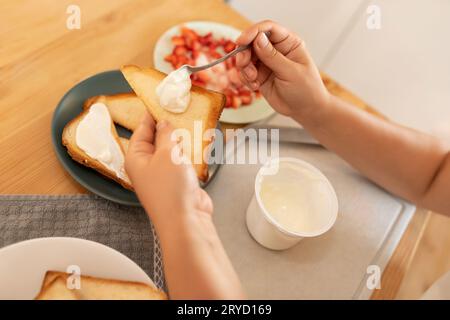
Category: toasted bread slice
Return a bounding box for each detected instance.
[62,105,133,190]
[121,65,225,182]
[35,276,80,300]
[36,271,167,300]
[84,93,146,132]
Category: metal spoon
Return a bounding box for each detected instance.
[180,31,270,75]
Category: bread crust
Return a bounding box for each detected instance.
[35,271,167,300]
[62,106,133,190]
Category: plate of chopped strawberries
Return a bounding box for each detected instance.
[153,21,275,124]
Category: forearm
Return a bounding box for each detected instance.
[152,211,245,300]
[294,94,450,209]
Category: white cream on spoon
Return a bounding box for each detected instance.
[156,67,192,113]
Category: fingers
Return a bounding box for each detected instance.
[235,49,251,69]
[236,20,291,48]
[128,111,156,156]
[154,120,177,151]
[237,20,311,69]
[252,32,294,79]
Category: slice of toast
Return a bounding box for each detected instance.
[35,276,80,300]
[62,105,133,190]
[84,93,146,132]
[121,65,225,182]
[35,271,167,300]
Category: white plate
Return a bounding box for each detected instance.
[153,21,275,124]
[0,237,155,300]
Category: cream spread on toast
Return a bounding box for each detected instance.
[75,102,130,183]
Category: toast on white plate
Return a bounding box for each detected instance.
[35,271,167,300]
[120,65,225,182]
[35,276,79,300]
[62,104,133,190]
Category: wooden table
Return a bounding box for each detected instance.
[0,0,428,299]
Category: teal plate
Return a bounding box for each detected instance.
[51,70,221,206]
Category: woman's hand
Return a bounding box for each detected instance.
[125,112,213,230]
[124,113,244,299]
[236,20,330,119]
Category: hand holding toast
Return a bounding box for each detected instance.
[125,112,213,227]
[235,20,330,119]
[125,112,244,299]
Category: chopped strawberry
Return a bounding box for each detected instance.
[173,45,188,56]
[218,37,226,47]
[209,50,222,59]
[192,41,201,51]
[168,27,252,108]
[240,94,253,105]
[196,70,211,83]
[231,96,242,109]
[238,88,252,96]
[224,41,236,53]
[171,36,185,46]
[191,50,200,59]
[199,32,213,45]
[192,79,206,87]
[225,94,233,108]
[181,27,199,40]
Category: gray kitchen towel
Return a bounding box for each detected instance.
[0,194,165,289]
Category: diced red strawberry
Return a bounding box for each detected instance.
[173,45,188,56]
[192,79,206,87]
[168,27,253,109]
[238,88,252,96]
[164,54,178,67]
[164,54,174,62]
[218,37,226,47]
[240,94,253,105]
[196,70,211,83]
[224,94,232,108]
[192,41,201,51]
[171,36,185,46]
[199,32,213,45]
[231,96,242,109]
[224,41,236,53]
[209,50,222,59]
[191,50,200,59]
[181,27,199,40]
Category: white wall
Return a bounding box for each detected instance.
[230,0,450,140]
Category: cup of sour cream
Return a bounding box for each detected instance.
[246,157,338,250]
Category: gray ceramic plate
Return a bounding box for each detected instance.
[51,70,221,206]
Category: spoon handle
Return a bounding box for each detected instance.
[187,44,250,74]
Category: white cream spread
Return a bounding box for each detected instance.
[156,67,191,113]
[75,102,130,183]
